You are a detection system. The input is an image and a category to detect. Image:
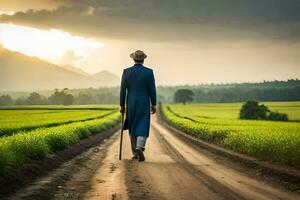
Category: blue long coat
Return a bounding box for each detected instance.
[120,64,157,137]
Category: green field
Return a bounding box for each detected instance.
[0,105,120,173]
[161,102,300,166]
[166,102,300,121]
[0,104,119,110]
[0,109,115,136]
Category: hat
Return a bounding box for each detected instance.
[130,50,147,61]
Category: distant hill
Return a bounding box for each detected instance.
[60,65,90,77]
[91,70,120,86]
[0,47,119,91]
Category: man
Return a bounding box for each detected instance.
[120,50,157,162]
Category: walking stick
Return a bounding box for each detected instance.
[119,113,124,160]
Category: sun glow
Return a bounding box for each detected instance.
[0,23,104,64]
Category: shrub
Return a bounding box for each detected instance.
[240,100,289,121]
[239,100,269,120]
[267,111,288,121]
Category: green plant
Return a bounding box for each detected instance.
[174,89,194,104]
[0,111,119,173]
[161,104,300,166]
[267,111,288,121]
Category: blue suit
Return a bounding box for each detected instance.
[120,63,157,137]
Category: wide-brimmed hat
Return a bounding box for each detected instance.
[130,50,147,61]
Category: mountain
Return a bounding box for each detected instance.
[0,47,119,91]
[60,66,120,86]
[60,65,90,77]
[91,70,120,86]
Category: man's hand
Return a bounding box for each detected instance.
[151,105,157,114]
[120,106,126,115]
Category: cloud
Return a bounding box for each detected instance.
[0,0,61,14]
[60,50,80,66]
[1,1,300,85]
[0,0,300,43]
[60,49,105,74]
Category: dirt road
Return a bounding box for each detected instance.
[9,116,299,200]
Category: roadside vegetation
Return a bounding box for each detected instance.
[0,109,116,136]
[0,106,120,173]
[161,102,300,166]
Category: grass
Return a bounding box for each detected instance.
[161,102,300,166]
[0,111,120,173]
[0,109,115,137]
[0,105,120,173]
[165,102,300,121]
[0,104,119,110]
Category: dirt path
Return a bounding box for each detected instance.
[8,116,299,200]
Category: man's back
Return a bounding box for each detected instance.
[123,64,154,98]
[119,50,156,162]
[120,63,156,108]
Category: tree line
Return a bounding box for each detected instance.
[0,79,299,105]
[0,88,119,106]
[192,86,300,103]
[173,87,300,104]
[159,79,300,103]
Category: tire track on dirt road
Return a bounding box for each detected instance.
[7,115,300,200]
[84,115,299,200]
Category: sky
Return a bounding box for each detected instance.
[0,0,300,85]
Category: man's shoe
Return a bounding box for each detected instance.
[131,155,138,160]
[136,148,145,162]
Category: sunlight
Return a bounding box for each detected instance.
[0,23,104,63]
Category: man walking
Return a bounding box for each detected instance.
[120,50,157,162]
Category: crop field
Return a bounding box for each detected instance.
[0,109,115,136]
[166,102,300,121]
[161,102,300,166]
[0,104,119,110]
[0,105,120,173]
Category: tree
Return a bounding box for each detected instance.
[239,100,269,120]
[95,93,118,104]
[15,96,27,105]
[48,88,74,105]
[26,92,47,105]
[75,92,94,104]
[267,111,288,121]
[240,100,288,121]
[174,89,194,104]
[62,94,75,105]
[0,95,13,106]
